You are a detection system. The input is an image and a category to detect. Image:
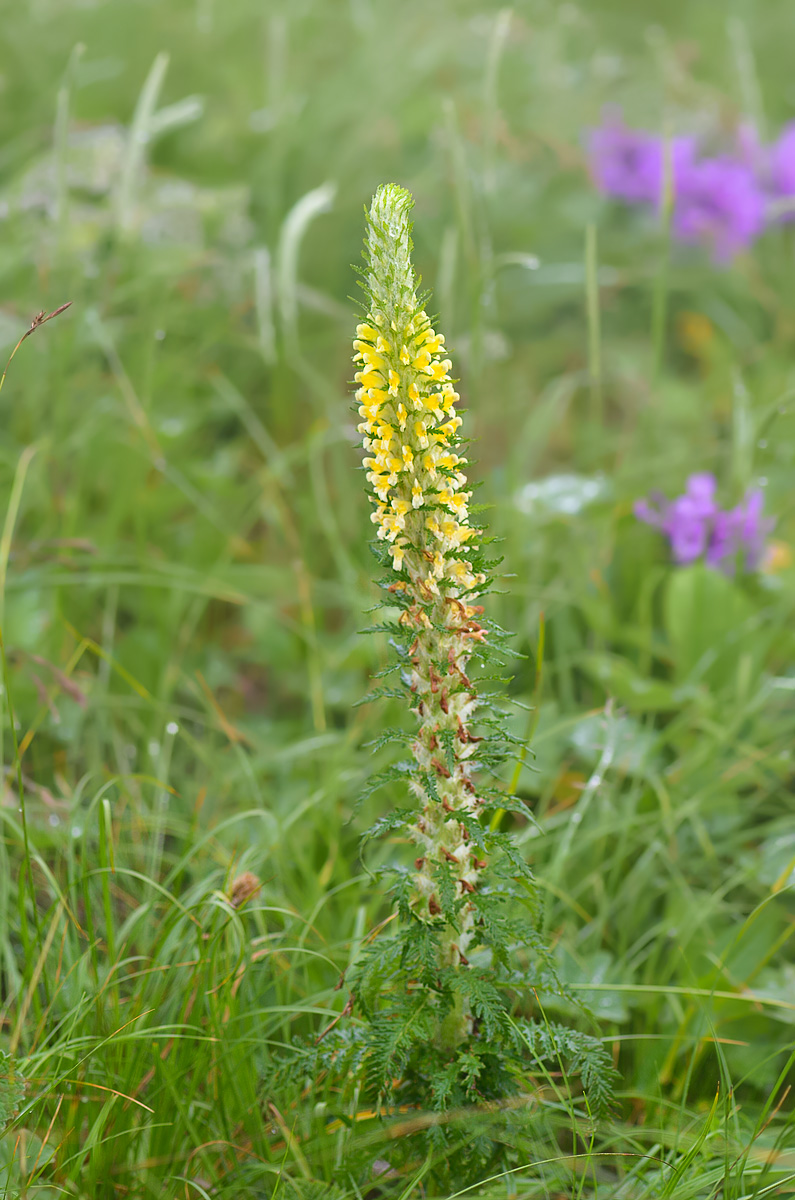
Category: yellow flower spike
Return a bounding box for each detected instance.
[354,185,511,1032]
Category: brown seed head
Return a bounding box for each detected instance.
[228,871,261,908]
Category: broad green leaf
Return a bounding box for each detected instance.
[581,651,685,713]
[663,564,760,690]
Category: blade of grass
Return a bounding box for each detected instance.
[585,222,603,426]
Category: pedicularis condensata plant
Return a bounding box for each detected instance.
[275,188,616,1163]
[355,185,491,1004]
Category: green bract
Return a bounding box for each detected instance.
[366,184,416,323]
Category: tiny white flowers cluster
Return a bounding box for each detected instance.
[357,185,491,972]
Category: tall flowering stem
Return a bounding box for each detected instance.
[298,183,620,1143]
[355,185,491,998]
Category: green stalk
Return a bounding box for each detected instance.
[651,126,674,384]
[585,223,603,426]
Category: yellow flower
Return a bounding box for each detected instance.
[356,369,383,390]
[677,310,714,359]
[355,183,481,599]
[762,540,793,573]
[390,540,407,570]
[425,358,451,381]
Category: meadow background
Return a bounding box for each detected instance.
[1,0,795,1196]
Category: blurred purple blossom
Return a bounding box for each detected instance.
[587,110,693,206]
[672,156,766,261]
[587,113,665,204]
[585,109,795,258]
[635,473,773,572]
[768,122,795,218]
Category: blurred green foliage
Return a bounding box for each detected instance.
[0,0,794,1195]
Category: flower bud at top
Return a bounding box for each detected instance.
[366,184,416,329]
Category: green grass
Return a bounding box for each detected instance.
[1,0,795,1195]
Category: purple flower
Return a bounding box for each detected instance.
[635,473,773,572]
[661,474,718,563]
[587,110,694,208]
[667,508,710,563]
[705,509,736,569]
[633,494,666,530]
[583,112,795,257]
[678,472,718,517]
[672,156,766,260]
[587,114,664,204]
[766,122,795,220]
[729,488,773,569]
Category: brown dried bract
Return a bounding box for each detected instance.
[227,871,261,908]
